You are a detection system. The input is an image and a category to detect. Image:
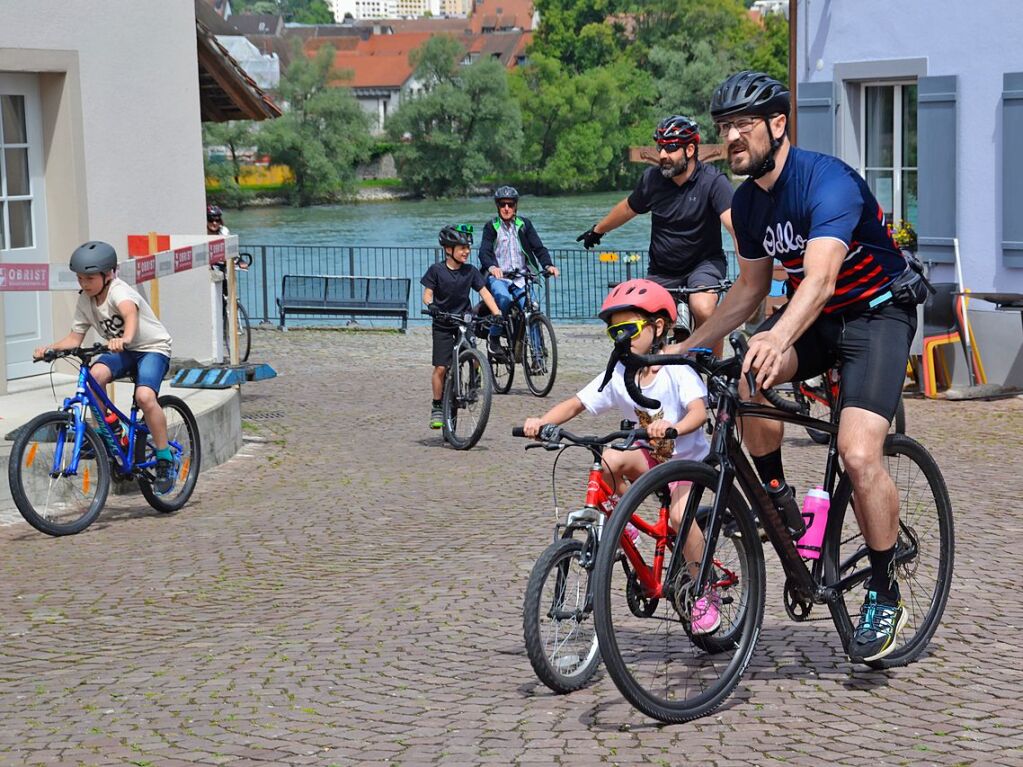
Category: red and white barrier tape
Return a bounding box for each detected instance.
[0,235,239,292]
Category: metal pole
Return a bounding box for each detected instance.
[260,246,270,325]
[227,254,239,365]
[789,0,799,146]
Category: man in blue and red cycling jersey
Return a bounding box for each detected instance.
[674,70,926,664]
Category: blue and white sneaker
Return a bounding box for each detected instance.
[849,590,908,662]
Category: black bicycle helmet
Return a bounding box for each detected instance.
[653,115,700,146]
[207,204,223,221]
[710,70,790,120]
[493,185,519,202]
[69,241,118,274]
[439,224,474,248]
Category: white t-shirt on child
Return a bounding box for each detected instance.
[576,362,709,464]
[72,278,172,357]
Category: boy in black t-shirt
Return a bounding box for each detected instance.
[421,224,501,429]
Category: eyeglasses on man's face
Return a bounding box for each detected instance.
[714,116,765,138]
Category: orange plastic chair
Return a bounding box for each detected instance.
[920,285,985,397]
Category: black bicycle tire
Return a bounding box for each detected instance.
[522,314,558,398]
[137,395,202,512]
[442,347,492,450]
[522,537,602,694]
[592,460,766,723]
[8,411,111,536]
[490,350,514,394]
[237,302,251,363]
[822,433,953,669]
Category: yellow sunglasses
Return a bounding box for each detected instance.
[606,318,653,342]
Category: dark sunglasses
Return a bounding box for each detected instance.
[496,200,517,209]
[656,141,686,153]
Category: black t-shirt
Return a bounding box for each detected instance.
[420,260,486,316]
[627,161,734,277]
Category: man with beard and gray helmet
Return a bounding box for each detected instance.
[577,115,736,337]
[674,70,926,666]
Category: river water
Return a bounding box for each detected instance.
[228,191,737,324]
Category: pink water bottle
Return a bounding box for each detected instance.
[796,487,830,559]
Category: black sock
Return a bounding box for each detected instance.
[432,399,442,408]
[866,545,900,602]
[752,448,785,486]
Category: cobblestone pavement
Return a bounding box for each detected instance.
[2,325,1023,766]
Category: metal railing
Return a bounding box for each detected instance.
[236,244,739,325]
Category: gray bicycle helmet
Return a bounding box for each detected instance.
[439,224,474,248]
[493,185,519,202]
[710,70,790,120]
[69,241,118,274]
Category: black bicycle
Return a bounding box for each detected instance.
[426,308,496,449]
[590,333,954,723]
[486,268,557,397]
[215,252,252,363]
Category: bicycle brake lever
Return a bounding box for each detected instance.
[729,332,757,396]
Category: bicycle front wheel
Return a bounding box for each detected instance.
[136,395,201,512]
[8,411,111,536]
[823,433,953,668]
[592,460,765,723]
[442,347,492,450]
[522,314,557,397]
[523,537,602,693]
[489,348,514,394]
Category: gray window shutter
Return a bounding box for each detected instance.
[796,81,834,155]
[917,75,957,264]
[1003,73,1023,267]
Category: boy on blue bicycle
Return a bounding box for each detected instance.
[34,241,176,494]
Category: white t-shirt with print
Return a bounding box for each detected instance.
[576,362,709,464]
[72,278,172,357]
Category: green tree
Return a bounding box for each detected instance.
[230,0,335,23]
[203,121,255,208]
[257,43,373,205]
[409,35,463,88]
[387,44,522,197]
[530,0,626,72]
[649,38,735,135]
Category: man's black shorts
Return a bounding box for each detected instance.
[647,258,728,291]
[756,300,917,422]
[431,323,458,367]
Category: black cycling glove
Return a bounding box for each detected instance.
[576,227,603,250]
[425,303,438,317]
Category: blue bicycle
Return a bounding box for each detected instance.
[7,343,201,536]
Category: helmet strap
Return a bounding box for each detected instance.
[749,118,782,180]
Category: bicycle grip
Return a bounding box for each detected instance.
[511,427,527,437]
[664,428,678,440]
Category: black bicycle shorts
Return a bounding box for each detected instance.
[647,258,727,291]
[431,324,459,367]
[756,300,917,422]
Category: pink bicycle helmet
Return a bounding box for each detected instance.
[598,279,677,323]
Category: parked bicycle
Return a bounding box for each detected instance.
[425,308,496,449]
[588,333,953,723]
[214,251,252,363]
[7,344,201,536]
[486,268,558,397]
[514,422,678,694]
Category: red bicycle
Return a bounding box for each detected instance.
[516,423,740,694]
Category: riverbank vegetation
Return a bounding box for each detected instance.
[205,0,787,206]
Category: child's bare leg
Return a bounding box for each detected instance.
[134,385,168,451]
[431,366,446,400]
[600,448,649,498]
[670,484,707,581]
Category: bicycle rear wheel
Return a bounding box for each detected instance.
[8,411,111,536]
[523,537,601,693]
[823,433,953,668]
[136,395,201,512]
[592,460,765,723]
[223,302,251,363]
[489,348,514,394]
[522,314,557,397]
[442,347,492,450]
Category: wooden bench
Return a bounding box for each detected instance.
[276,274,411,332]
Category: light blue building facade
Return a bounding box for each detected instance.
[794,0,1023,386]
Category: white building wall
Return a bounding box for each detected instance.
[0,0,210,365]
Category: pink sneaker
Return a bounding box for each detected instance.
[690,590,721,635]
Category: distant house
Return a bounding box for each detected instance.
[794,1,1023,386]
[0,1,279,389]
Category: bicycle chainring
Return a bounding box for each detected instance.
[783,577,814,622]
[623,558,659,617]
